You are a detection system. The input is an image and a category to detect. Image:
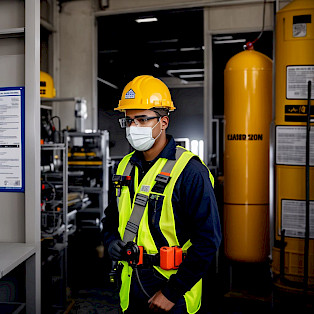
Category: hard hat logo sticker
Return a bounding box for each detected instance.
[125,89,135,99]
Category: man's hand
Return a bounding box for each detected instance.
[108,239,126,261]
[148,290,175,312]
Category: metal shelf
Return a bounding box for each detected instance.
[41,143,66,150]
[67,131,104,137]
[67,131,109,224]
[0,243,36,279]
[40,132,69,310]
[0,302,25,314]
[40,97,82,103]
[0,28,25,39]
[68,165,103,169]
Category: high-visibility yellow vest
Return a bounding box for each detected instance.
[116,147,214,313]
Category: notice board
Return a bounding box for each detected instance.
[0,87,24,192]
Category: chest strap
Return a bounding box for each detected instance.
[122,147,186,243]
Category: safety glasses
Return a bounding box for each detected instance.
[119,116,160,128]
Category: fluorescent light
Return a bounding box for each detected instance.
[97,77,118,89]
[148,39,178,44]
[168,61,201,66]
[213,36,233,40]
[136,17,157,23]
[179,74,204,78]
[213,39,246,44]
[99,49,119,54]
[167,69,204,75]
[180,47,201,51]
[154,63,160,68]
[154,48,177,53]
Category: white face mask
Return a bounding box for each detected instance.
[126,120,162,151]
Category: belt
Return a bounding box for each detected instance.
[141,252,160,268]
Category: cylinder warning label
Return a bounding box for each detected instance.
[286,66,314,100]
[281,199,314,239]
[276,126,314,166]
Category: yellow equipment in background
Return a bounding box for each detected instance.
[224,49,272,262]
[40,71,56,98]
[272,0,314,288]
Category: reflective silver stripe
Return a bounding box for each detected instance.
[123,161,133,177]
[160,147,185,174]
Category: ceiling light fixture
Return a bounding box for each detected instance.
[179,74,204,78]
[154,63,160,68]
[97,77,118,89]
[213,39,246,44]
[167,69,204,76]
[168,61,201,66]
[135,17,158,23]
[180,47,201,51]
[213,35,233,40]
[154,48,177,53]
[148,39,178,44]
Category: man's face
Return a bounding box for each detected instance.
[125,109,167,139]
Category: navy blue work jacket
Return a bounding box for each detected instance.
[103,135,221,303]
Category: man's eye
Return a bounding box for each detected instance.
[137,118,146,123]
[126,119,133,124]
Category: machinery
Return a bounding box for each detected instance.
[67,131,109,229]
[224,48,272,262]
[272,0,314,290]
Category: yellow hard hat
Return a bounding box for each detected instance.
[40,71,56,98]
[115,75,175,112]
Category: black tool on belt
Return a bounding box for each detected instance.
[112,174,132,196]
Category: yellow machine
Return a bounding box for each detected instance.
[272,0,314,288]
[224,49,272,262]
[40,71,56,98]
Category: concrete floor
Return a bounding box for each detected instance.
[62,223,313,313]
[63,258,314,314]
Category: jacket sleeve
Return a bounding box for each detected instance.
[161,159,222,303]
[101,189,121,248]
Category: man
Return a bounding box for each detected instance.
[103,75,221,313]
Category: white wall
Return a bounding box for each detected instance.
[59,0,95,130]
[0,0,26,242]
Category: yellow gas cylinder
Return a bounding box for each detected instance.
[224,48,272,262]
[272,0,314,287]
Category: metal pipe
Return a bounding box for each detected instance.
[304,80,311,291]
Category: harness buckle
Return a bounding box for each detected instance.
[134,193,149,207]
[112,174,132,197]
[156,172,171,184]
[152,172,171,193]
[112,174,132,188]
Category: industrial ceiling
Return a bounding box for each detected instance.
[97,8,204,97]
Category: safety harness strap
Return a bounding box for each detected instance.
[123,146,186,243]
[123,161,133,177]
[163,146,185,173]
[152,147,185,193]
